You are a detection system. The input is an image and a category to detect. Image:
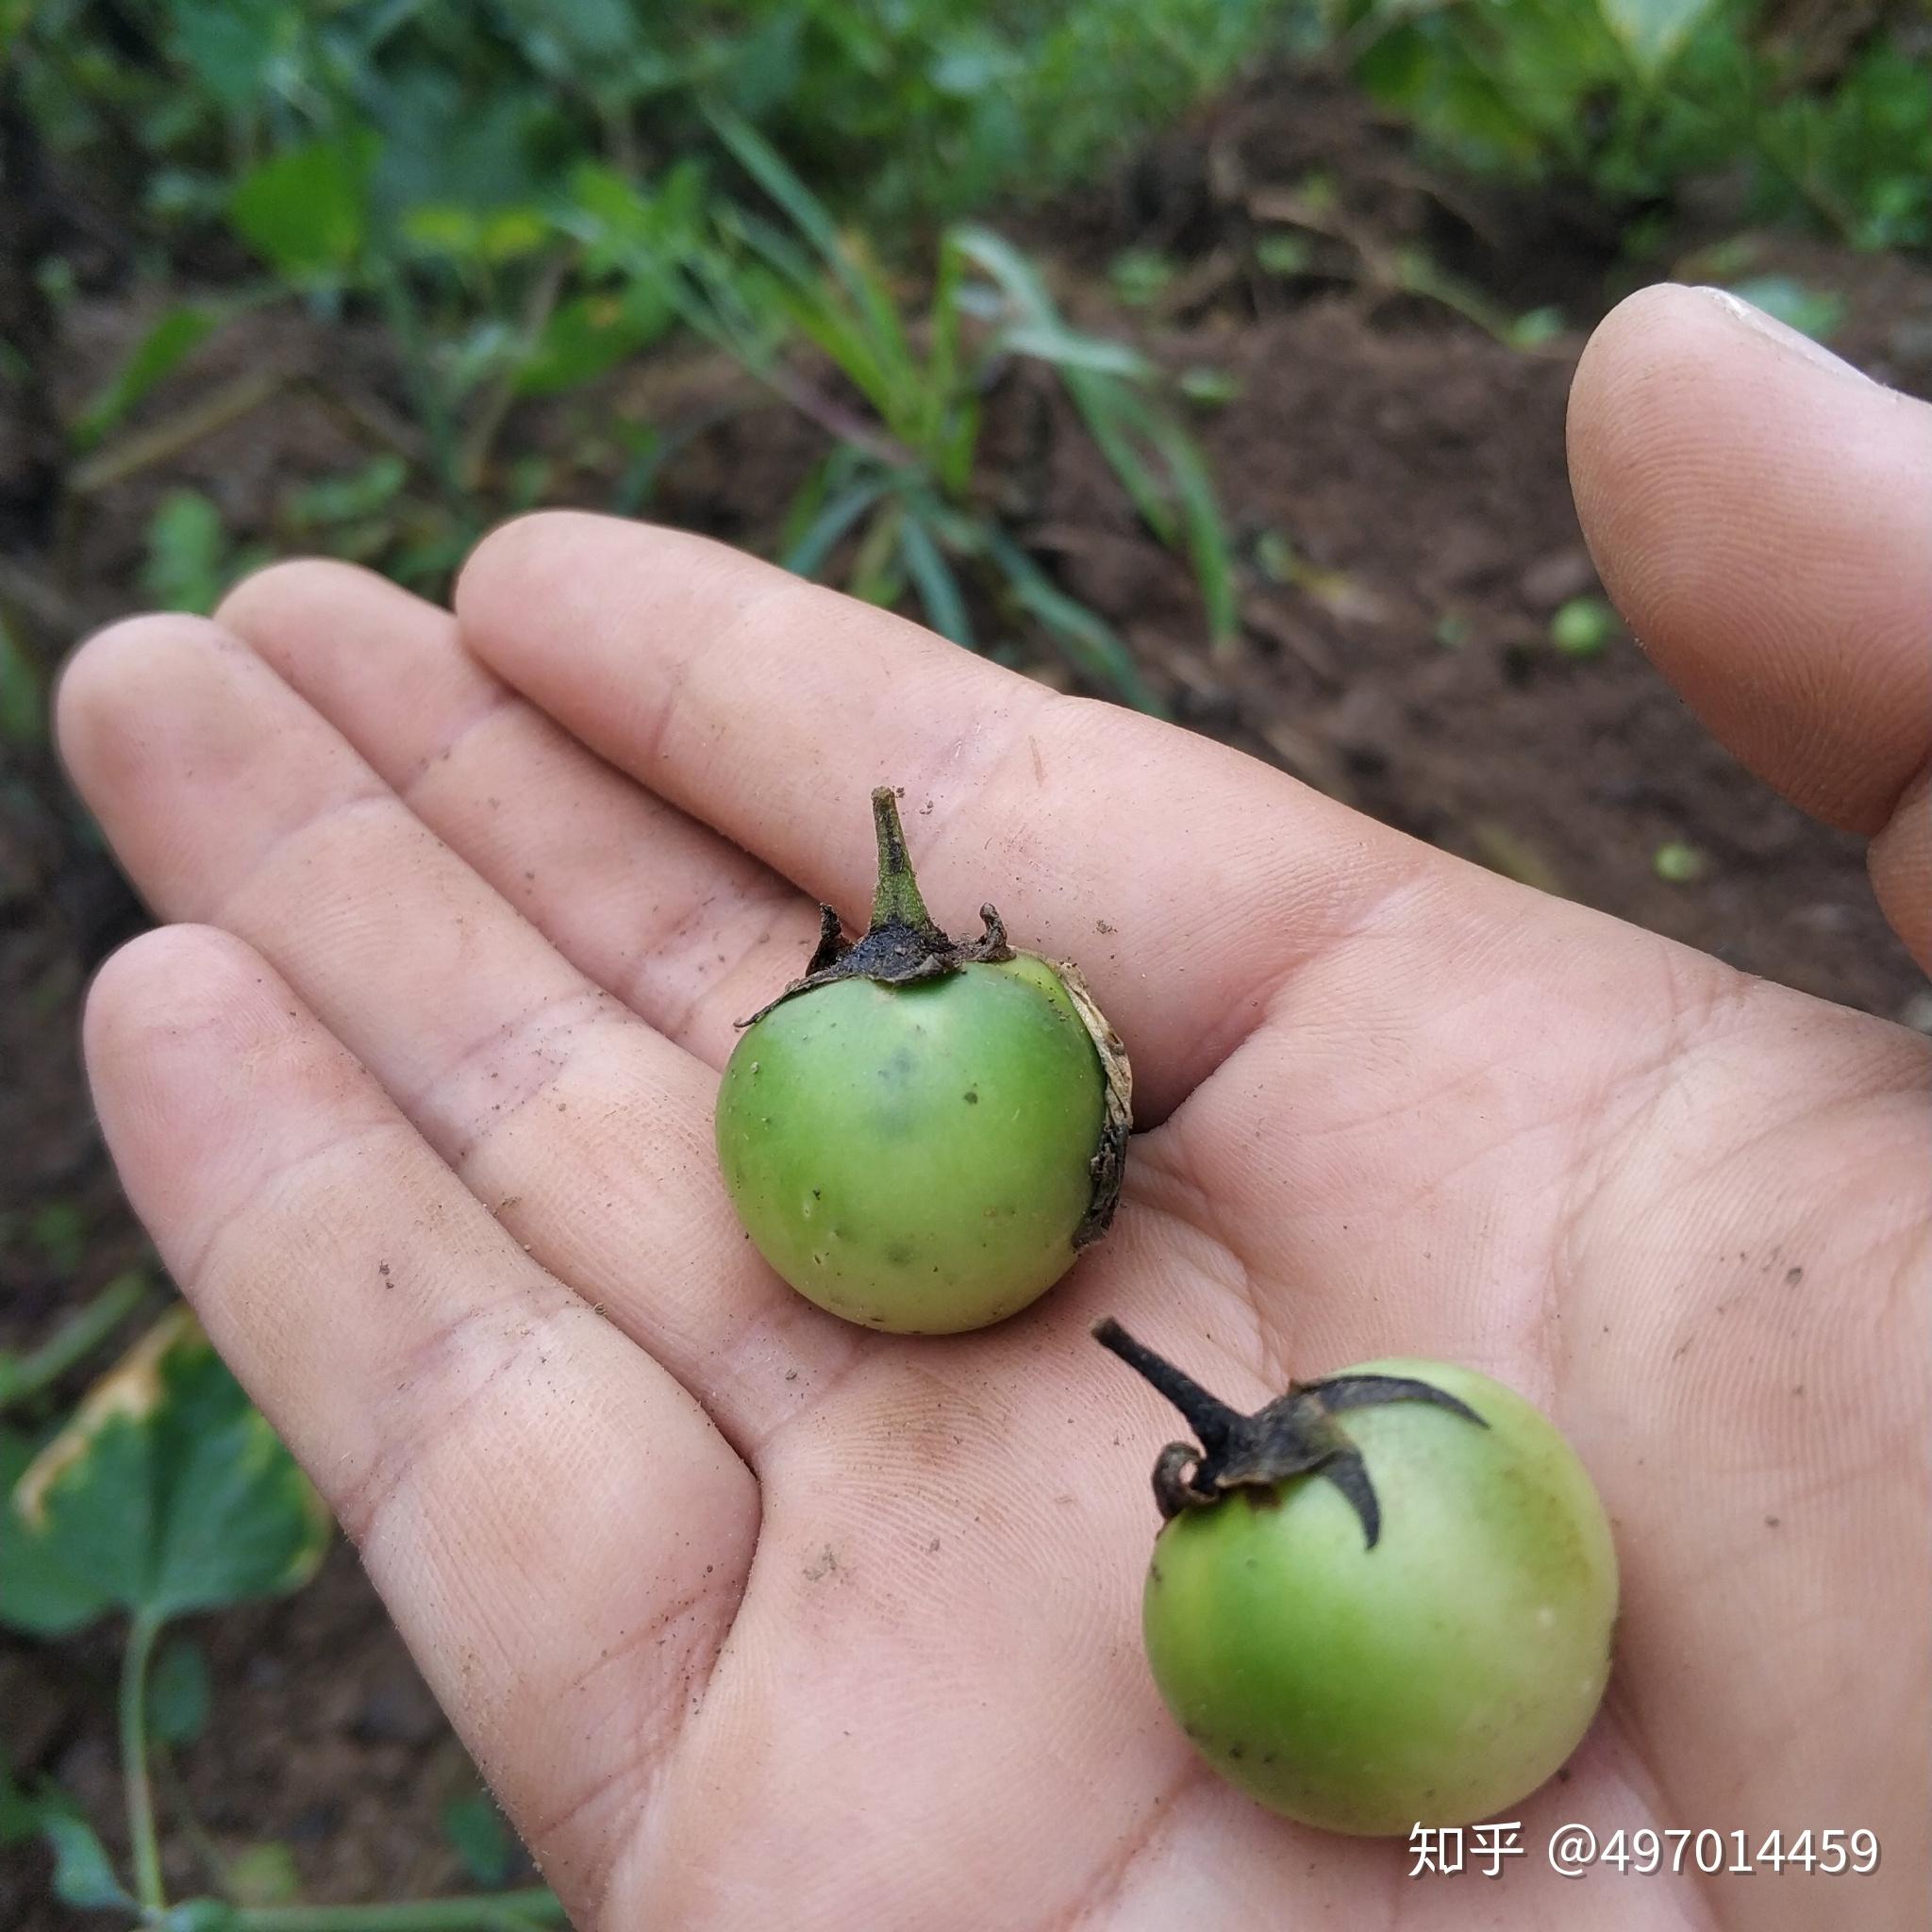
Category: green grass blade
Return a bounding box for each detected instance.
[776,448,841,559]
[998,324,1152,379]
[706,106,918,405]
[71,305,222,451]
[924,234,971,479]
[897,510,975,649]
[986,530,1166,716]
[783,475,891,579]
[847,497,908,607]
[708,107,852,286]
[1063,370,1179,544]
[1065,376,1238,656]
[1133,403,1240,656]
[950,225,1059,325]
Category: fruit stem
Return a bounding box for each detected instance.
[869,787,941,937]
[1091,1318,1243,1456]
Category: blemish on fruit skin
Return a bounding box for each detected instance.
[963,1089,979,1105]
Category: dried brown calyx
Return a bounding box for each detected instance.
[741,787,1133,1246]
[1092,1318,1487,1547]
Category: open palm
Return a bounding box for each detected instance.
[61,286,1928,1931]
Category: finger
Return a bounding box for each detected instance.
[455,512,1421,1117]
[214,560,824,1067]
[1870,769,1930,976]
[85,924,755,1916]
[58,615,853,1444]
[1567,282,1932,841]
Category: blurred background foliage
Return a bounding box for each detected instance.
[2,0,1925,692]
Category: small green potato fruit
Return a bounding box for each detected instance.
[1094,1320,1618,1836]
[715,790,1130,1334]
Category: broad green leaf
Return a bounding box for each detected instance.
[41,1809,132,1910]
[0,1428,114,1636]
[160,0,296,112]
[148,1632,211,1745]
[71,306,220,450]
[230,136,376,279]
[442,1790,512,1889]
[9,1307,330,1620]
[1596,0,1715,77]
[361,69,550,228]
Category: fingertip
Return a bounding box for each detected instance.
[453,508,614,631]
[452,510,833,774]
[85,925,281,1203]
[1566,280,1932,833]
[1870,773,1932,978]
[214,555,386,638]
[1567,283,1702,548]
[57,611,229,767]
[85,925,379,1261]
[84,923,294,1092]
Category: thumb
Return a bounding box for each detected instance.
[1566,281,1932,974]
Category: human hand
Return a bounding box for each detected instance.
[58,283,1929,1930]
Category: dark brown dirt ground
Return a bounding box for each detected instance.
[4,71,1928,1928]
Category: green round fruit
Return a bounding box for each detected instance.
[1095,1326,1617,1835]
[718,956,1107,1331]
[715,790,1130,1333]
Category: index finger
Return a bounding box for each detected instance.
[455,512,1423,1116]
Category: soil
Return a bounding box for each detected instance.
[4,68,1927,1929]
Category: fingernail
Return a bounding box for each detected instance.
[1691,285,1870,382]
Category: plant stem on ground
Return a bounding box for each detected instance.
[120,1608,167,1912]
